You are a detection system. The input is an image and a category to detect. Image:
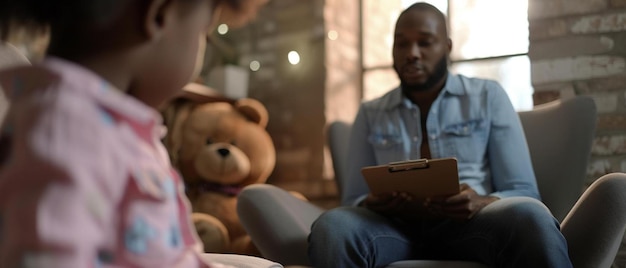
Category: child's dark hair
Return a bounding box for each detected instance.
[0,0,247,41]
[0,0,125,42]
[0,0,48,41]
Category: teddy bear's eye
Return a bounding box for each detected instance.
[206,138,213,145]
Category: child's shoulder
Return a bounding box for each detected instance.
[1,64,102,121]
[1,64,117,156]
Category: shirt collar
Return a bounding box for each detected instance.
[385,73,464,110]
[0,57,162,127]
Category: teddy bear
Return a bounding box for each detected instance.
[162,83,275,255]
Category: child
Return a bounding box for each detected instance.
[0,0,267,267]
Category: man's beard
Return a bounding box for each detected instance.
[398,56,449,92]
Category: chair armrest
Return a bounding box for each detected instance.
[237,184,325,266]
[561,173,626,268]
[202,253,283,268]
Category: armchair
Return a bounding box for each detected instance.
[238,96,626,267]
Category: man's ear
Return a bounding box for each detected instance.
[143,0,172,40]
[447,38,453,54]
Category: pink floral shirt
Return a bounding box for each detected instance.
[0,58,215,268]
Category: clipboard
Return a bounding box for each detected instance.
[361,157,460,198]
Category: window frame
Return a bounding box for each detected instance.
[360,0,532,109]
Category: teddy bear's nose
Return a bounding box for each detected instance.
[217,148,230,157]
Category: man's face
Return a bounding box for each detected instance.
[392,9,451,92]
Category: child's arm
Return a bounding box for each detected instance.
[0,94,115,268]
[0,155,112,267]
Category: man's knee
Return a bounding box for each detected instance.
[482,197,557,228]
[310,207,362,240]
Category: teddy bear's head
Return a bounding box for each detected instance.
[163,88,275,194]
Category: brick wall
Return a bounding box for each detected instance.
[528,0,626,265]
[218,0,388,207]
[323,0,361,182]
[217,0,362,207]
[361,0,403,101]
[220,0,327,188]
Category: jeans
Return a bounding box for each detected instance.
[308,197,572,268]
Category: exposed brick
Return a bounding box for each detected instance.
[531,13,626,41]
[529,1,626,264]
[533,82,574,92]
[597,114,626,131]
[531,56,626,84]
[532,82,576,104]
[612,0,626,7]
[589,92,621,113]
[532,90,560,105]
[571,12,626,34]
[587,158,612,178]
[529,0,608,20]
[586,156,626,183]
[529,19,568,40]
[325,0,361,152]
[268,148,312,183]
[272,179,338,200]
[529,35,614,60]
[528,0,563,20]
[217,1,332,185]
[564,0,609,17]
[574,73,626,93]
[592,135,626,155]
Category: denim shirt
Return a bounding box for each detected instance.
[342,74,540,206]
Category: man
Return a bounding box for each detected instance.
[308,2,572,267]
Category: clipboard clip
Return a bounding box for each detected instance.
[388,159,429,172]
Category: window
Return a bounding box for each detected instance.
[362,0,533,111]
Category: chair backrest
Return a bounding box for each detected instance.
[518,96,597,221]
[327,96,597,222]
[327,121,352,194]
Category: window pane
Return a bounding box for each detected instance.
[362,0,401,68]
[363,0,448,69]
[451,55,534,111]
[449,0,529,60]
[363,68,399,101]
[402,0,448,14]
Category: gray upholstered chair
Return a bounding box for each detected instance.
[238,96,626,268]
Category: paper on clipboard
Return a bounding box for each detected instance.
[361,157,460,199]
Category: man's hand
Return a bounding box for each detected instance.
[361,192,434,220]
[425,184,499,220]
[362,184,499,221]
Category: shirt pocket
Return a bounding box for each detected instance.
[120,168,184,265]
[120,204,184,266]
[368,133,403,163]
[441,119,488,162]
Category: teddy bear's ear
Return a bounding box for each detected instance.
[162,99,194,166]
[235,98,269,128]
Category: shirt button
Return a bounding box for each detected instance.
[412,136,419,142]
[430,134,437,140]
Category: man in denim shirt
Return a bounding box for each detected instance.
[308,2,572,268]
